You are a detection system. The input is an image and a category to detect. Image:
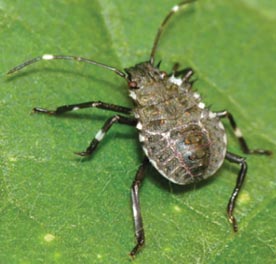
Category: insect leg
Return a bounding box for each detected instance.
[75,115,136,156]
[216,110,272,155]
[225,151,247,232]
[175,67,194,83]
[170,63,194,80]
[130,157,149,258]
[33,101,132,115]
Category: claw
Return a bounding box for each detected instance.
[74,151,90,156]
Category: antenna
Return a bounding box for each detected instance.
[149,0,196,65]
[7,54,127,79]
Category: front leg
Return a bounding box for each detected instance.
[33,101,132,115]
[170,63,194,83]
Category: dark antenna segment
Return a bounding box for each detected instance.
[149,0,196,65]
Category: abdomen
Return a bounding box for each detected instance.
[136,105,227,185]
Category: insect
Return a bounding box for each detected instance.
[8,0,272,257]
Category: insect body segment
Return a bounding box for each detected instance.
[8,0,271,258]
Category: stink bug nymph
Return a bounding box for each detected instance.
[7,0,272,257]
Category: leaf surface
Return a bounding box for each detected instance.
[0,0,275,263]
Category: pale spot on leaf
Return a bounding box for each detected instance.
[44,233,55,242]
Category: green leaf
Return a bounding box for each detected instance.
[1,0,275,263]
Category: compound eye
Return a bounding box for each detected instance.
[128,81,138,89]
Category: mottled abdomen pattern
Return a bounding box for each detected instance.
[133,71,227,185]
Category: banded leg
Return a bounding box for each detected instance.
[171,63,194,83]
[130,157,149,258]
[225,152,247,232]
[33,101,131,115]
[216,110,272,155]
[76,115,136,156]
